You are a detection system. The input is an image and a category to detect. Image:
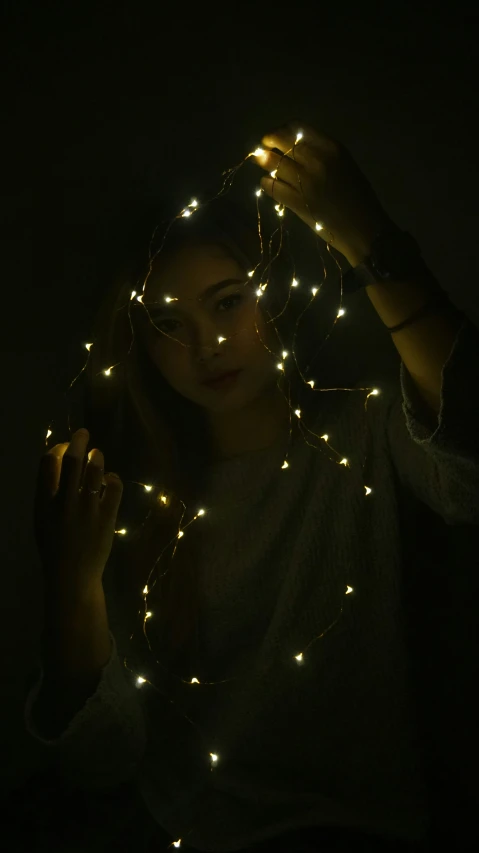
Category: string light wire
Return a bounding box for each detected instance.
[44,128,382,849]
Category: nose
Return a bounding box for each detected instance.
[193,318,223,363]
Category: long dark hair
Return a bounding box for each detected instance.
[74,193,341,675]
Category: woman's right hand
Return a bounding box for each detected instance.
[34,427,124,594]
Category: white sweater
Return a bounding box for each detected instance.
[25,317,479,852]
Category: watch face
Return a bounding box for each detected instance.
[373,230,420,279]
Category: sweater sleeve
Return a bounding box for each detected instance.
[385,315,479,525]
[24,630,147,790]
[24,551,147,790]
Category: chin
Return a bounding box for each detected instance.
[196,380,254,414]
[182,369,275,413]
[202,390,247,413]
[207,397,246,414]
[204,378,273,414]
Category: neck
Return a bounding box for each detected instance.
[208,384,290,461]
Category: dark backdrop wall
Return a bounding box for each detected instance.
[1,3,477,788]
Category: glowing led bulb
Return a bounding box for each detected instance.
[294,653,303,663]
[308,380,315,388]
[160,495,167,503]
[116,528,127,535]
[270,169,277,178]
[136,294,144,304]
[274,204,284,217]
[137,677,146,685]
[143,585,149,595]
[277,363,284,371]
[311,287,318,296]
[46,428,52,439]
[218,336,226,344]
[189,199,198,208]
[253,147,265,157]
[370,388,380,396]
[130,290,137,300]
[291,278,299,287]
[295,131,303,142]
[346,585,353,594]
[315,222,323,231]
[145,611,152,619]
[337,308,345,317]
[255,188,262,196]
[178,530,184,539]
[210,753,219,764]
[295,409,301,418]
[256,289,263,297]
[282,351,288,358]
[248,270,254,277]
[182,209,192,217]
[321,433,329,441]
[103,368,112,376]
[282,460,289,469]
[144,484,152,492]
[165,296,173,302]
[173,842,182,849]
[340,458,349,466]
[365,486,372,495]
[197,509,205,516]
[85,342,93,351]
[190,677,200,684]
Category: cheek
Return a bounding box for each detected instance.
[237,301,269,343]
[149,337,189,384]
[234,318,278,381]
[245,309,277,356]
[146,305,276,378]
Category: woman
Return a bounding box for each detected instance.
[25,122,478,852]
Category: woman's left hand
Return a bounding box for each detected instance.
[254,120,395,268]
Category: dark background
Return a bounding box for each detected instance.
[1,1,478,799]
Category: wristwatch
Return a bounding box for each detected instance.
[341,225,429,295]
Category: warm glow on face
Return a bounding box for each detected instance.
[142,243,280,414]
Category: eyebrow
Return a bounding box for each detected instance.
[148,278,248,313]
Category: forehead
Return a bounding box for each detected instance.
[145,242,246,301]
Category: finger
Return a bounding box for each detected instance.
[34,442,72,538]
[79,448,104,504]
[260,175,316,232]
[100,472,123,522]
[35,455,59,515]
[261,122,306,160]
[42,441,69,490]
[260,175,302,211]
[254,149,306,190]
[56,428,90,505]
[262,121,336,161]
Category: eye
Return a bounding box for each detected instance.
[217,293,243,312]
[150,293,243,335]
[153,317,180,333]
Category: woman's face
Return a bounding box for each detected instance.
[140,241,281,413]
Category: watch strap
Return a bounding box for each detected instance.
[342,229,428,295]
[342,265,377,294]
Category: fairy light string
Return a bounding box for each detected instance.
[44,129,383,849]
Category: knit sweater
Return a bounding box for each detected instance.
[25,317,479,853]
